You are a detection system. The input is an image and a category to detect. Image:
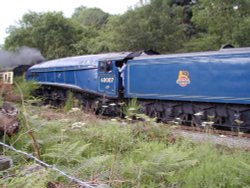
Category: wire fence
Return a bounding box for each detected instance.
[0,141,95,188]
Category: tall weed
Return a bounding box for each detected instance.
[123,98,141,117]
[64,91,75,112]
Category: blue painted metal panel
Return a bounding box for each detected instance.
[27,68,99,94]
[125,50,250,104]
[98,74,118,97]
[46,72,55,83]
[75,69,98,93]
[97,61,120,98]
[55,71,65,83]
[38,72,47,82]
[26,71,45,82]
[64,70,76,85]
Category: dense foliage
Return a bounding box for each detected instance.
[3,0,250,59]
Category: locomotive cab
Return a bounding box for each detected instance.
[98,60,121,98]
[98,60,118,97]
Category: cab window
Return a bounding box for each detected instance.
[99,61,113,73]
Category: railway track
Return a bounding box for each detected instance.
[98,112,250,139]
[41,101,250,139]
[175,125,250,139]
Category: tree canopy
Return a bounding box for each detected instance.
[3,0,250,59]
[72,6,109,28]
[4,11,80,59]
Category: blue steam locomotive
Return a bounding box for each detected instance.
[26,47,250,131]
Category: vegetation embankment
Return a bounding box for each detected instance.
[0,103,250,187]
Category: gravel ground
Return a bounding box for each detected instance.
[171,129,250,151]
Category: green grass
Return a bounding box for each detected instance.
[1,104,250,187]
[173,144,250,188]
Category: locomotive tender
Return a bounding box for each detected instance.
[26,47,250,131]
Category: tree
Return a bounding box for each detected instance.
[185,0,250,51]
[4,11,80,59]
[233,17,250,47]
[71,6,111,54]
[72,6,109,28]
[103,0,188,53]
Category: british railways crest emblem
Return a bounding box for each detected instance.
[176,70,191,87]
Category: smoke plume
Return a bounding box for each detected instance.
[0,46,45,70]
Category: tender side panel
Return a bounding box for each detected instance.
[125,53,250,104]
